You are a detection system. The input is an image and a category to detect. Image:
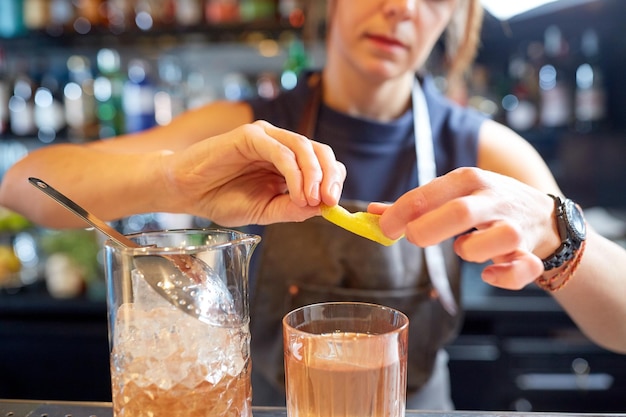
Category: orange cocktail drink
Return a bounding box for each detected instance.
[283,302,409,417]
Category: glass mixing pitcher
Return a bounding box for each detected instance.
[104,228,260,417]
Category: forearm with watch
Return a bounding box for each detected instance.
[535,194,587,292]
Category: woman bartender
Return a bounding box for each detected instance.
[1,0,626,410]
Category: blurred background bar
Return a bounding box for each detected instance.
[0,0,625,412]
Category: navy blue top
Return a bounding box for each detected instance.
[248,72,486,202]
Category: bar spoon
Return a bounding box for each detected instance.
[28,177,235,323]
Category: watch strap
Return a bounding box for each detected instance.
[541,194,585,271]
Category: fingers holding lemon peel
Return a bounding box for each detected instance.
[320,203,401,246]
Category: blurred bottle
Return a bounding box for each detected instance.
[94,48,125,138]
[175,0,203,27]
[185,70,217,109]
[0,49,10,135]
[575,29,606,134]
[47,0,76,36]
[23,0,49,32]
[8,59,37,137]
[76,0,104,24]
[222,72,253,101]
[281,38,308,90]
[133,0,155,31]
[104,0,132,34]
[162,0,177,26]
[465,65,499,119]
[133,0,176,31]
[72,0,104,34]
[256,72,279,99]
[155,55,186,127]
[122,59,156,133]
[34,63,67,143]
[502,50,539,132]
[539,25,572,129]
[0,0,27,38]
[278,0,305,28]
[239,0,275,22]
[149,0,176,27]
[64,55,98,141]
[205,0,240,24]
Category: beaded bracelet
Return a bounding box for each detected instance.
[535,239,587,292]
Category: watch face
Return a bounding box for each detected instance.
[565,199,587,240]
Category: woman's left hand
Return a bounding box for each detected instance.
[371,167,560,290]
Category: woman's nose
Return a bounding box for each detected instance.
[382,0,418,20]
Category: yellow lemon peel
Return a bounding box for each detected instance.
[320,204,401,246]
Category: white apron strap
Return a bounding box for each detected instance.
[412,78,458,316]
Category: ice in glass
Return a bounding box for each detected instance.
[105,229,260,417]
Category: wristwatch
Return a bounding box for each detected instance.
[542,194,587,271]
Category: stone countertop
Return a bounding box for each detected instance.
[1,400,624,417]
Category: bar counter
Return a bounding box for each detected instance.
[1,400,624,417]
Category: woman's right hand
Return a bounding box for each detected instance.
[160,120,346,226]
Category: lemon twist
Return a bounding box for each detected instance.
[320,204,401,246]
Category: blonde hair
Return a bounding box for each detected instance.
[445,0,484,79]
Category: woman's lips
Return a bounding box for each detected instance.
[366,34,407,50]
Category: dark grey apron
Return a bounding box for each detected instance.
[249,74,464,409]
[251,200,462,384]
